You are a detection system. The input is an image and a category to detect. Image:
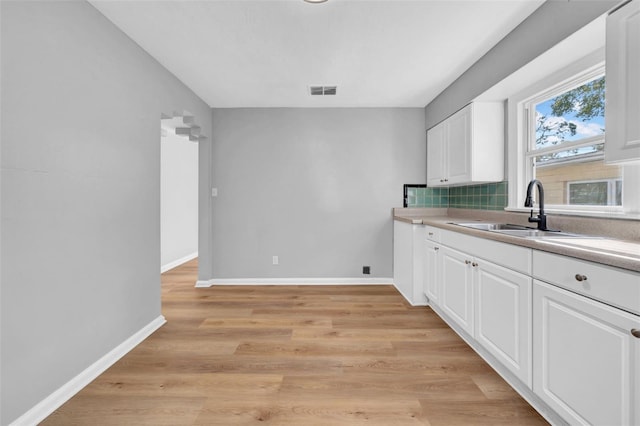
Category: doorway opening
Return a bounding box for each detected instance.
[160,111,204,273]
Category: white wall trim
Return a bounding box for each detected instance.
[161,252,198,273]
[195,277,394,287]
[9,315,166,426]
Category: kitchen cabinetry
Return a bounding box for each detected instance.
[422,226,441,304]
[393,220,426,306]
[396,217,640,425]
[440,245,475,335]
[605,0,640,163]
[426,122,446,187]
[533,250,640,316]
[533,280,640,425]
[426,102,504,187]
[433,230,532,385]
[475,260,531,386]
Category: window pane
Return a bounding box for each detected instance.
[569,181,608,205]
[615,180,623,205]
[534,157,622,206]
[535,76,605,150]
[535,143,604,166]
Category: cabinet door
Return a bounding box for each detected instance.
[423,240,440,305]
[605,0,640,163]
[393,221,414,303]
[440,246,473,335]
[475,261,532,386]
[446,105,472,184]
[427,122,447,186]
[533,280,640,425]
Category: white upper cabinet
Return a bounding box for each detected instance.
[446,106,472,183]
[426,102,504,187]
[426,121,447,187]
[605,0,640,163]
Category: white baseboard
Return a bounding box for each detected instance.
[161,251,197,273]
[195,277,394,287]
[10,315,166,426]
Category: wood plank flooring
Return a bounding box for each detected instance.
[42,259,548,425]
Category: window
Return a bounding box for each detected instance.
[508,55,638,217]
[522,68,623,211]
[567,179,622,205]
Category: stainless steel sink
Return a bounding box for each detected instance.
[453,223,529,231]
[495,229,583,238]
[451,222,585,239]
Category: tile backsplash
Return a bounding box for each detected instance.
[406,181,508,210]
[405,187,449,208]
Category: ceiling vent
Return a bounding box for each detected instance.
[309,85,337,96]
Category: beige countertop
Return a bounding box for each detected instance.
[394,208,640,273]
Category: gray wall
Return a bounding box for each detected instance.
[425,0,618,130]
[0,1,211,424]
[161,132,198,270]
[208,108,425,280]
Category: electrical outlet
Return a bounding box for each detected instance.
[363,266,370,274]
[272,256,279,265]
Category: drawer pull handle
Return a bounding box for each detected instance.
[434,247,439,251]
[575,274,588,282]
[428,232,434,236]
[632,329,640,338]
[472,262,478,267]
[465,260,471,265]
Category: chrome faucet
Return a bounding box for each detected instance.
[524,179,548,231]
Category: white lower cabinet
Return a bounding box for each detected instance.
[533,280,640,426]
[403,224,640,425]
[436,234,532,385]
[475,261,531,386]
[423,239,440,304]
[440,245,474,336]
[393,220,426,306]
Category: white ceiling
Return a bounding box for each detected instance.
[90,0,545,108]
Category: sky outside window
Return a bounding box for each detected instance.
[534,76,605,150]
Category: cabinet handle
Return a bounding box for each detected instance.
[472,262,478,267]
[574,274,588,282]
[428,232,434,236]
[434,247,439,251]
[444,178,449,182]
[465,260,471,265]
[631,329,640,338]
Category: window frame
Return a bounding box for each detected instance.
[523,64,620,213]
[524,66,606,173]
[506,49,638,218]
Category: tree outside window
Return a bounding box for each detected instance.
[528,74,623,207]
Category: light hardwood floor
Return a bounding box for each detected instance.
[42,259,548,425]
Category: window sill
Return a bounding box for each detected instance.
[505,207,640,221]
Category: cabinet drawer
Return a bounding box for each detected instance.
[441,229,531,275]
[424,225,441,243]
[533,250,640,315]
